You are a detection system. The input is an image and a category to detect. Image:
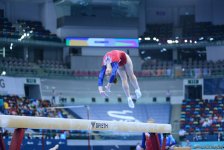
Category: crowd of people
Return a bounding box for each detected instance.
[1,95,63,118]
[0,95,72,140]
[180,97,224,142]
[141,59,224,79]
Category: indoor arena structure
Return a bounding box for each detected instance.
[1,0,224,150]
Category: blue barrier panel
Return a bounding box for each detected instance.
[4,139,131,150]
[4,139,67,150]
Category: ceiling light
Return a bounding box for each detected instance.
[1,71,6,76]
[144,37,151,40]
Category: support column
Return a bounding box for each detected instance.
[9,128,25,150]
[161,134,167,150]
[0,132,6,150]
[150,133,161,150]
[138,0,146,36]
[24,47,28,61]
[172,48,178,62]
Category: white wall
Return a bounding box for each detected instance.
[0,1,6,11]
[138,0,146,35]
[69,48,140,71]
[41,0,57,33]
[43,48,62,61]
[57,26,138,39]
[206,46,224,61]
[146,0,196,24]
[146,0,224,25]
[56,15,138,38]
[147,7,173,24]
[149,0,196,7]
[81,47,139,56]
[40,78,183,103]
[0,77,40,97]
[3,0,57,34]
[195,0,224,24]
[55,4,71,18]
[195,0,212,22]
[71,56,102,71]
[70,54,142,71]
[171,96,184,104]
[212,0,224,25]
[5,1,41,23]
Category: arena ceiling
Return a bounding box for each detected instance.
[54,0,141,6]
[53,0,142,18]
[4,0,197,17]
[4,0,197,5]
[3,0,46,3]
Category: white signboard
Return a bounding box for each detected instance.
[0,76,40,96]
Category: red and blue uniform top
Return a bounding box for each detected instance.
[98,50,127,86]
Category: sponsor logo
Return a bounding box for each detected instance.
[95,40,109,44]
[91,121,108,129]
[46,141,52,145]
[27,141,34,145]
[107,110,141,122]
[188,79,199,85]
[0,79,5,88]
[26,78,36,84]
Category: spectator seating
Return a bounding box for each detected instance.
[145,24,173,38]
[1,95,66,117]
[38,60,67,69]
[180,98,224,141]
[0,57,37,75]
[182,21,224,41]
[140,23,173,44]
[140,15,224,44]
[0,17,61,42]
[0,95,84,140]
[0,17,17,39]
[37,59,73,76]
[1,56,224,79]
[0,57,74,77]
[17,20,61,42]
[141,59,224,78]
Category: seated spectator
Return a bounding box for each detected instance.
[166,69,172,77]
[179,129,187,141]
[185,139,191,147]
[136,142,142,150]
[54,133,60,139]
[60,133,66,139]
[49,144,59,150]
[218,132,223,141]
[2,129,9,139]
[0,98,3,112]
[25,133,32,140]
[3,100,9,114]
[193,133,201,141]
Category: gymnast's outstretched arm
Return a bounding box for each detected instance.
[98,66,106,94]
[105,62,119,91]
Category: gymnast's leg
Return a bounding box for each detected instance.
[117,67,135,108]
[124,54,142,99]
